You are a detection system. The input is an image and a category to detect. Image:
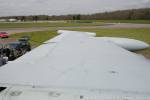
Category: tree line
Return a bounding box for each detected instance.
[0,8,150,21]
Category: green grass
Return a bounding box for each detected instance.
[10,28,150,58]
[0,20,150,29]
[0,21,102,29]
[98,20,150,24]
[68,20,150,24]
[10,30,57,47]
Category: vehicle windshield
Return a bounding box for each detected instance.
[19,38,27,42]
[8,42,20,48]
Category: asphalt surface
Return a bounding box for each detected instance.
[0,27,50,35]
[97,23,150,29]
[60,23,150,29]
[0,23,150,34]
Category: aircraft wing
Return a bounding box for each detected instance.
[0,30,150,98]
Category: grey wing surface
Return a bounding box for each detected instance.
[0,30,150,97]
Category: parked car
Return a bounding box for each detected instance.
[7,41,31,60]
[0,37,31,60]
[18,36,31,51]
[0,32,9,38]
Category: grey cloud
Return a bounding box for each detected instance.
[0,0,150,16]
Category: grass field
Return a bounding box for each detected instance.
[0,21,103,29]
[10,28,150,58]
[0,20,150,29]
[73,20,150,24]
[99,20,150,24]
[11,30,57,47]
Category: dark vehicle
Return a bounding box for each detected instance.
[7,41,25,60]
[0,37,31,60]
[0,32,9,38]
[18,36,31,51]
[8,42,31,60]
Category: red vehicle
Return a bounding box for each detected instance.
[0,32,9,38]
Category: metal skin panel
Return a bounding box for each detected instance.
[0,30,150,98]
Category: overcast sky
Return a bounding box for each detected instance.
[0,0,150,16]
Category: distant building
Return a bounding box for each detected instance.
[8,19,17,22]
